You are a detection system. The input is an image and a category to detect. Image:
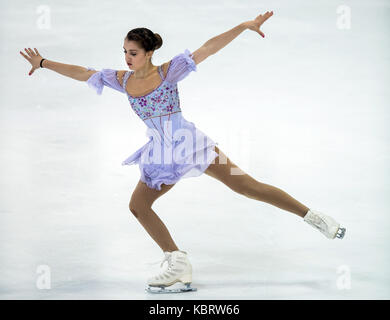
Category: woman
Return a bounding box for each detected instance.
[20,11,345,294]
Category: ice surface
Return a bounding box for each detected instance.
[1,0,389,299]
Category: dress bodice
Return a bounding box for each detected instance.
[122,64,182,122]
[86,49,198,146]
[123,65,187,147]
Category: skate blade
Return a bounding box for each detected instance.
[336,227,346,239]
[146,283,197,294]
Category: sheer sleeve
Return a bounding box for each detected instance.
[165,49,197,84]
[86,68,125,95]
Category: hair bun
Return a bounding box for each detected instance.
[153,33,163,50]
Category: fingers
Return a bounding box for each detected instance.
[19,50,30,60]
[23,48,36,57]
[264,11,273,20]
[257,11,273,21]
[23,48,32,57]
[20,47,41,61]
[256,11,273,17]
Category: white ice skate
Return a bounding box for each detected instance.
[145,250,197,294]
[303,209,346,239]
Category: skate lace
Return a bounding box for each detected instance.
[159,255,172,268]
[311,214,327,230]
[145,254,172,269]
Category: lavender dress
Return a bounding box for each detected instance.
[86,49,218,191]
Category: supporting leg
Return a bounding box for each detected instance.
[129,180,179,252]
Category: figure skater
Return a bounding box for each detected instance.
[20,10,345,294]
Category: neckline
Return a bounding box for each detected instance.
[125,67,165,99]
[124,61,173,99]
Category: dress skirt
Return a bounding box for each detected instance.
[121,114,219,191]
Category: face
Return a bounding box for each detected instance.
[123,40,153,70]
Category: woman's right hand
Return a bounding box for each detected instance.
[20,47,44,76]
[245,11,274,38]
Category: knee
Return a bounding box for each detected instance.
[226,175,252,196]
[232,176,270,200]
[129,204,139,218]
[129,199,149,219]
[245,181,274,200]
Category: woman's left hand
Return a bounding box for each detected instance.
[245,11,274,38]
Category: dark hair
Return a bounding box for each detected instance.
[125,27,163,61]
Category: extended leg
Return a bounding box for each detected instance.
[204,146,310,218]
[129,179,179,252]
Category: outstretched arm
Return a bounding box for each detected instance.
[191,11,274,65]
[19,47,95,81]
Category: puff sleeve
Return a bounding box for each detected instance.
[86,68,125,95]
[165,49,197,84]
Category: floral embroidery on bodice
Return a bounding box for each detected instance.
[122,65,182,122]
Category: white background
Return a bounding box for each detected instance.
[1,0,389,299]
